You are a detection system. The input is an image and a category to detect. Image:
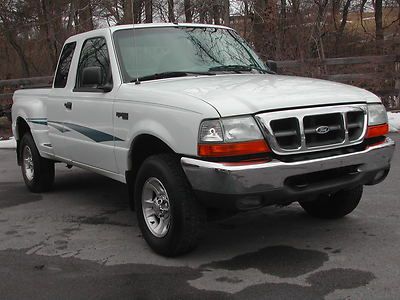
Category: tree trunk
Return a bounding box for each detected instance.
[123,0,133,24]
[134,0,143,23]
[76,0,94,32]
[184,0,192,23]
[254,0,277,58]
[66,2,74,31]
[360,0,368,34]
[375,0,384,54]
[331,0,340,30]
[168,0,175,22]
[144,0,152,23]
[38,0,59,71]
[338,0,351,35]
[213,3,221,25]
[0,25,30,77]
[335,0,351,54]
[223,0,230,25]
[254,0,267,55]
[243,0,249,37]
[291,0,305,64]
[313,0,329,72]
[277,0,287,58]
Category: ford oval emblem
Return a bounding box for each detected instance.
[316,126,330,134]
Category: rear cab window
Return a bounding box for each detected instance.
[54,42,76,88]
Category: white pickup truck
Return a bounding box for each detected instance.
[12,23,395,256]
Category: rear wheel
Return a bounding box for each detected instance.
[20,133,55,193]
[299,186,363,219]
[134,154,206,256]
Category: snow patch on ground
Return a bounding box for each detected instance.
[388,112,400,133]
[0,137,17,149]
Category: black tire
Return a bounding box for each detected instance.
[134,154,206,256]
[299,186,363,219]
[20,133,55,193]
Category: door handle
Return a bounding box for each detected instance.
[64,102,72,110]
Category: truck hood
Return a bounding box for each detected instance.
[141,74,379,117]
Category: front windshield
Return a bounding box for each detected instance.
[113,26,268,82]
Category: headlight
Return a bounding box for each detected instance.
[198,116,270,157]
[199,117,263,143]
[366,103,389,138]
[368,104,388,126]
[199,120,224,142]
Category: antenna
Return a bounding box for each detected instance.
[131,0,140,85]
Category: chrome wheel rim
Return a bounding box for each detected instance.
[23,146,34,181]
[141,177,171,238]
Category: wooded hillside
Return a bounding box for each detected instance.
[0,0,398,79]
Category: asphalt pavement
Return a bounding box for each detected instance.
[0,134,399,299]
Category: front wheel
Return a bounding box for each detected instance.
[299,186,363,219]
[20,133,55,193]
[134,154,206,256]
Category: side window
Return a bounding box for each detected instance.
[75,37,112,89]
[54,42,76,88]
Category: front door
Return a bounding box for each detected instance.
[63,36,119,173]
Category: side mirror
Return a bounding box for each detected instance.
[266,60,278,74]
[81,66,112,92]
[82,66,103,87]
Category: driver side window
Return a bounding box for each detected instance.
[75,37,112,89]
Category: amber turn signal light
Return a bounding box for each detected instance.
[198,140,271,157]
[366,123,389,139]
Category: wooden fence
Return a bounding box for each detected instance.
[275,54,400,110]
[1,55,399,137]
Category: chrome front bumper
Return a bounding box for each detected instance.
[181,138,395,200]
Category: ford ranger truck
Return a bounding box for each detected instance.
[12,24,395,256]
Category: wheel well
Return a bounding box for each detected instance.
[16,117,31,165]
[127,134,175,184]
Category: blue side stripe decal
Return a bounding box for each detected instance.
[27,118,124,142]
[63,122,124,143]
[48,121,70,133]
[27,118,48,126]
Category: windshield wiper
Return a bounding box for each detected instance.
[131,71,215,83]
[209,65,275,74]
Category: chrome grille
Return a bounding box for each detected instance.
[256,104,368,155]
[303,113,345,147]
[270,118,301,149]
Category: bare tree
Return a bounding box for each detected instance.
[144,0,153,22]
[213,2,221,25]
[123,0,134,24]
[168,0,176,22]
[253,0,267,54]
[184,0,192,22]
[37,0,61,70]
[223,0,230,25]
[0,1,31,76]
[133,0,144,23]
[253,0,278,58]
[375,0,384,53]
[75,0,94,32]
[334,0,352,54]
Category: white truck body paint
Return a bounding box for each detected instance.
[11,23,387,184]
